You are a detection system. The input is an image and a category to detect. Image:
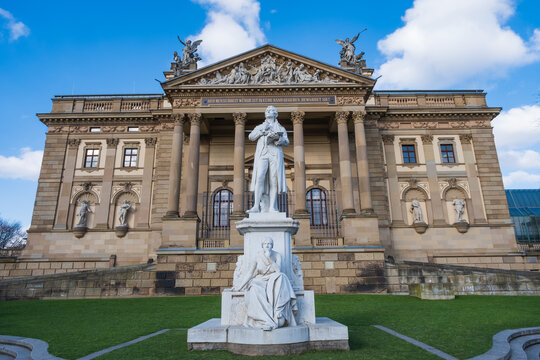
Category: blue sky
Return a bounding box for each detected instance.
[1,0,539,229]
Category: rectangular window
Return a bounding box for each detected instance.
[90,127,101,132]
[128,126,139,132]
[440,144,455,163]
[402,144,417,164]
[123,148,138,167]
[84,149,99,168]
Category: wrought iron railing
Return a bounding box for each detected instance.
[199,190,342,247]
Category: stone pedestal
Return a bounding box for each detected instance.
[188,212,349,355]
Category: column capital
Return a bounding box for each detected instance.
[67,138,81,149]
[291,111,305,125]
[421,134,433,144]
[188,113,202,126]
[335,111,350,125]
[145,137,158,147]
[460,134,473,144]
[381,134,394,144]
[232,112,247,125]
[352,110,367,124]
[173,113,186,125]
[106,138,119,147]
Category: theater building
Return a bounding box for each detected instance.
[17,45,538,294]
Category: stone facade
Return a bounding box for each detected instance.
[11,45,538,292]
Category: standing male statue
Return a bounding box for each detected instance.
[76,199,93,227]
[247,106,289,213]
[118,200,132,226]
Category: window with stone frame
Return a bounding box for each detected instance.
[123,147,138,168]
[212,189,233,227]
[84,148,100,168]
[306,188,328,226]
[440,144,456,163]
[401,144,417,164]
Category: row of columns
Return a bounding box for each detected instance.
[164,110,373,219]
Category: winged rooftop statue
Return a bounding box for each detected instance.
[173,35,202,75]
[336,29,367,67]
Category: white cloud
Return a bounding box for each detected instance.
[492,105,540,149]
[376,0,540,89]
[0,8,30,41]
[499,149,540,171]
[190,0,266,65]
[503,171,540,188]
[0,148,43,181]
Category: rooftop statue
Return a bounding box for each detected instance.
[336,29,367,69]
[173,36,202,75]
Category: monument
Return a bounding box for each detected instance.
[187,106,349,356]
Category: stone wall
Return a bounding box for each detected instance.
[0,259,110,279]
[386,260,540,295]
[155,250,387,296]
[0,263,155,301]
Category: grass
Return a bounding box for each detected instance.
[0,294,538,359]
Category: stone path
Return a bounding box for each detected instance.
[0,335,64,359]
[372,325,459,360]
[468,327,540,360]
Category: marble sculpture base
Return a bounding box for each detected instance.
[187,317,349,356]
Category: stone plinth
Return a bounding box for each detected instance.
[188,317,349,356]
[408,283,455,300]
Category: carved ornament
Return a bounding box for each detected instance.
[334,111,349,125]
[106,138,119,147]
[291,111,305,125]
[413,121,437,129]
[67,138,81,148]
[379,121,399,129]
[421,135,433,144]
[145,137,157,147]
[173,98,202,107]
[459,134,473,144]
[188,113,202,126]
[337,96,363,105]
[233,112,247,126]
[111,183,141,204]
[173,113,186,125]
[381,134,394,144]
[351,110,367,124]
[449,121,468,129]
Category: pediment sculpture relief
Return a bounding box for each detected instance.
[195,54,343,86]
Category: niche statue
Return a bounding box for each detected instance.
[247,106,289,213]
[118,200,132,226]
[76,200,92,227]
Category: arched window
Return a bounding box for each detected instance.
[213,189,233,227]
[306,188,328,226]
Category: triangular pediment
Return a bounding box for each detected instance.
[162,45,375,90]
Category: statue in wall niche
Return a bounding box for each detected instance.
[410,200,424,223]
[76,199,92,227]
[453,199,466,222]
[247,106,289,213]
[118,200,132,226]
[232,238,297,331]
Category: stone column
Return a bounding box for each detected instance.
[232,112,246,215]
[460,134,487,223]
[184,113,202,218]
[94,137,118,228]
[292,111,308,214]
[336,111,355,214]
[382,135,404,224]
[421,134,445,224]
[136,137,157,228]
[54,138,80,229]
[165,114,185,218]
[352,111,373,213]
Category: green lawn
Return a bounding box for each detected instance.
[0,295,538,359]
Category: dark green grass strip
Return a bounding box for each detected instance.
[1,294,538,360]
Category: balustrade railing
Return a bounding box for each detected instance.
[121,100,150,111]
[425,96,455,107]
[83,101,113,112]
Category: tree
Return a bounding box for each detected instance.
[0,216,26,249]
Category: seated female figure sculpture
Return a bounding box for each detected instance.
[233,238,297,331]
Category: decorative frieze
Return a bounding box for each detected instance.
[412,121,437,129]
[337,96,363,105]
[173,98,202,107]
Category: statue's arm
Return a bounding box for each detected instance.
[276,128,289,146]
[248,125,264,141]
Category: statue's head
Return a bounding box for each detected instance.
[265,106,278,120]
[412,199,419,206]
[123,200,128,204]
[261,237,274,250]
